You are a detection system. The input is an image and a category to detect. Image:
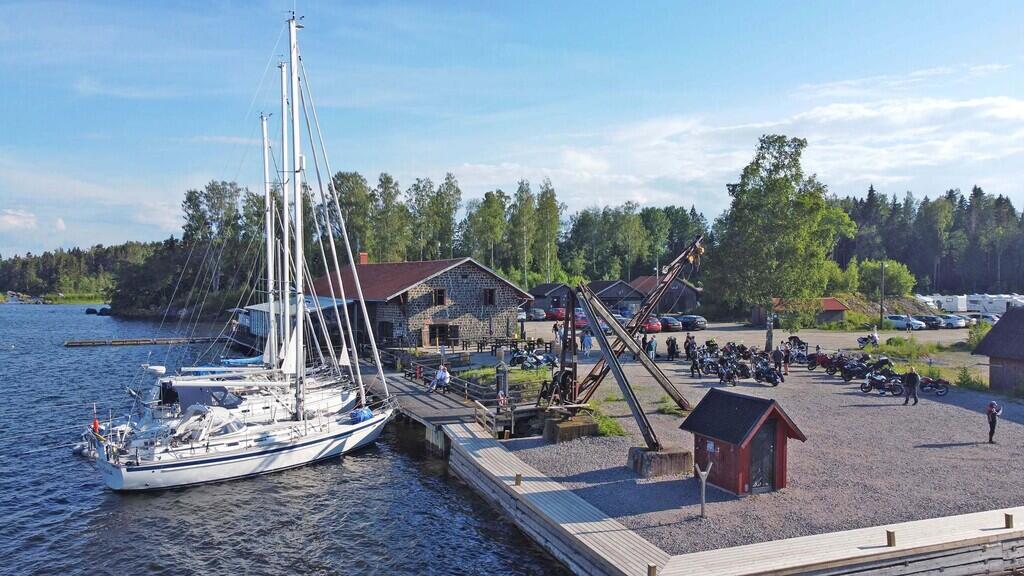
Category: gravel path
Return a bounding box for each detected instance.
[505,357,1024,555]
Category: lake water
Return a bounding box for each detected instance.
[0,305,567,575]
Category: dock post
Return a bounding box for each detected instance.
[1006,513,1015,529]
[647,563,657,576]
[514,473,522,486]
[886,530,896,547]
[695,462,712,518]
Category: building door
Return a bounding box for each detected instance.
[749,419,776,493]
[428,324,450,346]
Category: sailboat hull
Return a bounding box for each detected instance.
[97,409,392,491]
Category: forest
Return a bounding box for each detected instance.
[2,134,1022,316]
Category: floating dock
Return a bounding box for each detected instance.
[63,336,227,347]
[378,368,1024,575]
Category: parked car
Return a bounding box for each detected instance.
[516,309,527,322]
[573,313,589,330]
[659,316,682,332]
[640,316,662,333]
[677,315,707,331]
[546,307,566,320]
[937,314,967,328]
[528,307,547,321]
[964,312,1000,325]
[912,315,943,330]
[611,313,628,325]
[583,318,613,335]
[955,314,978,327]
[884,314,926,330]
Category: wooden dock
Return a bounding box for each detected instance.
[369,371,476,427]
[63,336,227,347]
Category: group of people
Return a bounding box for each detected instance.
[769,344,796,376]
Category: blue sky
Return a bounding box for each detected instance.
[1,0,1022,256]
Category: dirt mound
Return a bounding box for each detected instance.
[838,293,935,317]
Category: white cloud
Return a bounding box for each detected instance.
[73,77,178,100]
[0,209,37,231]
[796,64,1010,100]
[55,217,66,231]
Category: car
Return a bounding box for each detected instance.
[884,314,926,330]
[546,307,566,320]
[937,314,967,328]
[955,314,978,327]
[974,313,1001,325]
[528,308,547,321]
[677,315,707,331]
[658,316,682,332]
[516,309,527,322]
[640,316,662,333]
[912,315,943,330]
[573,312,589,330]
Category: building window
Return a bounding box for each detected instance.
[433,288,446,306]
[483,288,496,306]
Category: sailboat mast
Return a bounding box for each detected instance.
[279,61,291,359]
[289,15,305,420]
[260,113,278,367]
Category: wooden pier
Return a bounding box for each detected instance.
[63,336,228,347]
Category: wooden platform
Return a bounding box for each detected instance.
[444,421,669,576]
[368,372,476,427]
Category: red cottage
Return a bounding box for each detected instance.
[680,389,806,495]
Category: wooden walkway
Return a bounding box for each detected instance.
[662,506,1024,576]
[444,421,669,576]
[369,372,476,427]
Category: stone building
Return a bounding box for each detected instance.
[311,254,531,347]
[973,307,1024,394]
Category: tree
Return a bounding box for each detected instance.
[505,180,536,286]
[533,179,564,282]
[859,259,916,297]
[706,135,855,308]
[331,171,374,258]
[369,172,411,263]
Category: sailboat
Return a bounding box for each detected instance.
[90,16,394,490]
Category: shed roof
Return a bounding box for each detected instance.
[679,389,806,446]
[973,307,1024,361]
[529,283,570,297]
[310,257,531,303]
[588,280,646,299]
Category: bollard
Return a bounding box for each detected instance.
[647,564,657,576]
[694,461,712,518]
[886,530,896,547]
[1006,513,1015,529]
[514,473,522,486]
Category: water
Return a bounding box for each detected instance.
[0,305,567,575]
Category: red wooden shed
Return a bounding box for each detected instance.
[680,389,806,495]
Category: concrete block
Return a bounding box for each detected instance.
[627,446,693,478]
[543,415,599,444]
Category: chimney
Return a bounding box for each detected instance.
[358,252,369,265]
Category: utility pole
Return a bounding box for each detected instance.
[879,260,886,327]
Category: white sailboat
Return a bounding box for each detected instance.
[91,16,394,490]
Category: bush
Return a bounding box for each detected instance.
[967,323,992,351]
[954,366,988,391]
[589,403,626,436]
[656,394,684,416]
[868,336,940,360]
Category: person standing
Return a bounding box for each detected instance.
[648,335,658,360]
[782,345,791,375]
[987,401,1003,444]
[903,366,920,406]
[771,347,783,374]
[581,331,593,358]
[690,353,703,378]
[552,321,560,340]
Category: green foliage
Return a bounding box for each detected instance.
[778,298,822,333]
[705,135,855,308]
[602,392,625,402]
[819,309,876,331]
[589,401,627,436]
[955,366,988,391]
[859,259,916,297]
[867,336,942,360]
[967,322,992,351]
[656,394,684,416]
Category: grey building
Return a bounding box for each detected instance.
[973,307,1024,394]
[311,255,531,347]
[629,275,702,314]
[588,280,646,315]
[528,283,572,311]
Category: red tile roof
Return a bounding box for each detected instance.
[309,257,530,303]
[771,297,849,312]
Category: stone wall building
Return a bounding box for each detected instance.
[311,255,531,348]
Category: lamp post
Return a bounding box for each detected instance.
[879,260,886,327]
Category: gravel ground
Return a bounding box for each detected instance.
[503,348,1024,555]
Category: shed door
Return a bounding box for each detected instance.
[750,419,776,493]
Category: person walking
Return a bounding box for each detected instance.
[987,401,1003,443]
[782,345,791,375]
[771,346,783,374]
[552,321,560,340]
[683,333,694,360]
[666,336,678,361]
[903,366,920,406]
[581,332,593,358]
[690,353,703,378]
[648,335,658,360]
[641,334,649,355]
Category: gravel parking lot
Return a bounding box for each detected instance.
[505,321,1022,554]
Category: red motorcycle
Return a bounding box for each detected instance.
[919,376,950,396]
[807,352,849,375]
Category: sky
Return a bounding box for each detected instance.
[1,0,1022,256]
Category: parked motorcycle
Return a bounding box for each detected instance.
[857,334,880,349]
[842,356,893,382]
[860,371,905,396]
[753,359,784,386]
[919,376,950,396]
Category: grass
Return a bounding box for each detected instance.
[656,393,684,416]
[457,366,550,386]
[589,400,627,436]
[603,392,625,402]
[44,293,108,304]
[865,336,944,361]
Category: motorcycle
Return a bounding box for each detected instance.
[857,334,880,349]
[753,358,784,386]
[919,376,950,396]
[841,356,893,382]
[860,371,905,396]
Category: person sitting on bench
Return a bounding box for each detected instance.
[428,364,450,393]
